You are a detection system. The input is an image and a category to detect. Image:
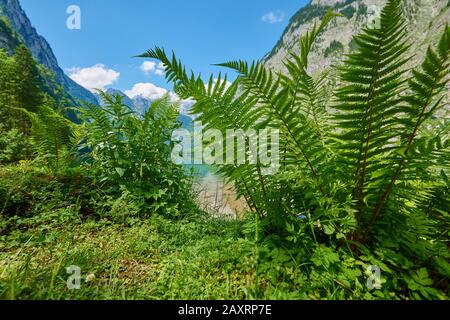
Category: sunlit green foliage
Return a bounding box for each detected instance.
[140,0,449,298]
[75,93,195,217]
[0,0,448,300]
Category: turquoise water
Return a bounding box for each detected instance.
[183,164,215,179]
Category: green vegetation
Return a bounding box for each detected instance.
[266,0,359,59]
[290,5,329,27]
[324,40,344,57]
[0,45,74,135]
[142,1,450,299]
[340,5,356,20]
[357,3,368,18]
[0,0,449,300]
[334,0,358,10]
[77,93,195,216]
[0,46,42,133]
[0,16,20,50]
[289,0,356,26]
[267,4,329,59]
[348,37,358,51]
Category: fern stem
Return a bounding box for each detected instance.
[256,164,269,208]
[369,60,445,227]
[265,89,325,195]
[355,40,382,225]
[241,178,262,217]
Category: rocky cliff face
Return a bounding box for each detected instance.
[0,0,98,105]
[264,0,450,74]
[0,16,19,53]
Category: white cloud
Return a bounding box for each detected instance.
[124,82,168,100]
[140,61,166,76]
[140,61,157,74]
[261,10,285,24]
[179,99,195,116]
[68,64,120,92]
[124,83,195,117]
[169,92,195,115]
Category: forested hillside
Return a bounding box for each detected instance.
[0,0,98,105]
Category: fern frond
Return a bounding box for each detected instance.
[370,25,450,224]
[17,105,74,170]
[332,0,413,226]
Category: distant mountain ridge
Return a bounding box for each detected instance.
[96,89,193,129]
[0,0,98,105]
[264,0,450,74]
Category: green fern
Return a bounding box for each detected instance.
[332,0,413,232]
[140,0,449,249]
[369,24,450,226]
[18,105,74,171]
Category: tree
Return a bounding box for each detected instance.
[0,49,17,130]
[0,45,44,133]
[11,45,43,113]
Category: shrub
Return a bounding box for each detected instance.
[0,126,34,164]
[76,92,195,217]
[357,3,368,17]
[340,5,356,19]
[0,165,98,234]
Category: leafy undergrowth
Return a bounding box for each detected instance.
[0,215,378,300]
[1,215,256,300]
[1,165,447,300]
[0,165,281,299]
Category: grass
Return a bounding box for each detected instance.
[0,165,306,300]
[1,214,258,299]
[2,165,445,300]
[0,213,312,300]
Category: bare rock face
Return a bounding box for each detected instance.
[264,0,450,75]
[0,0,98,105]
[0,0,59,70]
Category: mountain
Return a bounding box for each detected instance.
[95,89,135,109]
[0,15,19,51]
[97,89,193,129]
[95,89,151,114]
[132,95,152,115]
[0,0,98,105]
[264,0,450,74]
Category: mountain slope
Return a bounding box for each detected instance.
[96,89,193,129]
[0,15,19,51]
[264,0,450,74]
[0,0,98,105]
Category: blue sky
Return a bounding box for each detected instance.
[20,0,308,98]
